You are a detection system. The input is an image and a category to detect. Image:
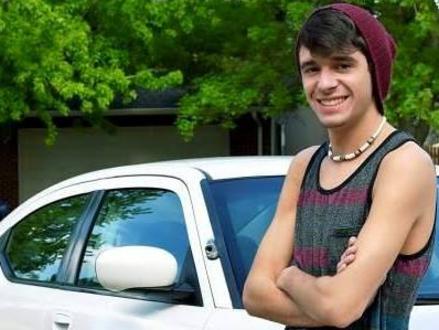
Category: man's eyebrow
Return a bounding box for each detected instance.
[330,55,358,63]
[300,60,317,70]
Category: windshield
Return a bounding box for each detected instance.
[209,176,439,302]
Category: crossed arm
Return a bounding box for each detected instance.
[242,147,325,327]
[243,144,436,328]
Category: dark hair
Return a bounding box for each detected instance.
[297,9,368,58]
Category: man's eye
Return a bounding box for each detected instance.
[337,64,351,70]
[303,67,319,74]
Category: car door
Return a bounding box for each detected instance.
[0,192,92,330]
[201,176,285,330]
[0,176,213,330]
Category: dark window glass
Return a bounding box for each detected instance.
[78,189,198,303]
[418,181,439,299]
[209,176,284,294]
[5,194,90,282]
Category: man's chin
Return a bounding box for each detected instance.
[322,122,346,129]
[317,117,347,129]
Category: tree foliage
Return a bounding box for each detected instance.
[0,0,184,144]
[176,0,439,142]
[0,0,437,144]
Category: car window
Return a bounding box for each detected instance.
[418,180,439,300]
[4,194,90,283]
[209,176,284,294]
[77,188,200,305]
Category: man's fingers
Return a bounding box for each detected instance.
[337,262,347,273]
[337,253,356,273]
[345,245,358,256]
[337,236,359,274]
[348,236,357,246]
[343,253,356,263]
[337,237,358,273]
[340,245,358,261]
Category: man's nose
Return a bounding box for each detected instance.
[317,69,338,91]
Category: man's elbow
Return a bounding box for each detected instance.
[242,281,262,317]
[321,297,364,328]
[327,307,362,328]
[313,277,368,327]
[242,276,277,319]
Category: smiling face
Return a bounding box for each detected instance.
[299,46,377,129]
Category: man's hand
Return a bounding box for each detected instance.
[277,236,359,292]
[276,264,298,291]
[337,236,358,273]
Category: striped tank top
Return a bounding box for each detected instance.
[287,131,435,330]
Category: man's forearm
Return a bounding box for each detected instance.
[243,274,326,327]
[276,266,336,325]
[277,264,382,326]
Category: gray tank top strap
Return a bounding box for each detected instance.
[300,130,416,196]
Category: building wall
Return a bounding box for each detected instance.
[19,125,229,201]
[282,107,327,155]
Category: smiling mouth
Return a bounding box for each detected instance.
[317,96,349,107]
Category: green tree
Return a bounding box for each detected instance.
[0,0,183,144]
[0,1,437,144]
[176,0,439,143]
[373,0,439,143]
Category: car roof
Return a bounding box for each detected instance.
[152,156,292,179]
[61,156,292,184]
[23,156,291,205]
[20,159,439,207]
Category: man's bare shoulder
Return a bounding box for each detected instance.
[275,146,321,214]
[285,146,320,185]
[294,145,320,159]
[289,145,320,172]
[380,140,435,180]
[374,140,436,210]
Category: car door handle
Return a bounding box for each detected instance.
[53,311,72,330]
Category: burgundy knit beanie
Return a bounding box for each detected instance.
[297,3,397,113]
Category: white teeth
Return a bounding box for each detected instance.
[319,97,347,107]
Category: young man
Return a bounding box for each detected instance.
[243,3,436,329]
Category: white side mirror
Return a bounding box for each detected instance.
[96,246,178,292]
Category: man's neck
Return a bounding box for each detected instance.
[327,110,384,155]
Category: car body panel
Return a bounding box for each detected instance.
[409,305,439,330]
[205,309,283,330]
[0,157,436,329]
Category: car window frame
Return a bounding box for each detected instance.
[203,175,285,309]
[0,175,212,307]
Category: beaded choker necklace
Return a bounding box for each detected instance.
[328,117,387,162]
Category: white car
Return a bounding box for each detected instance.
[0,157,437,330]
